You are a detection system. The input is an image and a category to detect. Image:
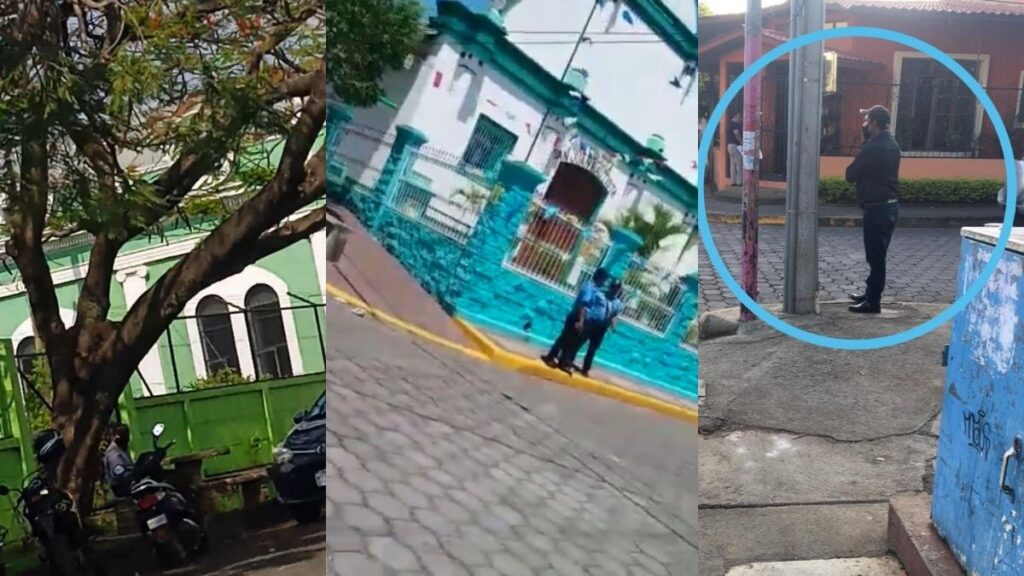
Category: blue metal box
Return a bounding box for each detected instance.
[933,226,1024,575]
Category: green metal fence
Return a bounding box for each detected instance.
[123,373,324,477]
[0,335,325,549]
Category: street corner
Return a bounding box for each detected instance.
[327,302,697,576]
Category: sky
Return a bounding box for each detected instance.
[704,0,787,14]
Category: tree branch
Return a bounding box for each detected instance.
[246,7,317,74]
[60,110,126,326]
[6,109,71,380]
[247,207,325,263]
[106,65,326,387]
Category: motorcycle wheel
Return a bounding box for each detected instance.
[289,501,323,524]
[46,534,81,576]
[156,537,188,569]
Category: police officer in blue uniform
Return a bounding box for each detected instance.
[576,280,624,378]
[542,268,610,372]
[103,424,134,498]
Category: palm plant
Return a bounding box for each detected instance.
[605,204,688,258]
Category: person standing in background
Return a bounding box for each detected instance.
[727,112,743,186]
[846,105,901,314]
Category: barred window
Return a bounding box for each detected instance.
[461,115,518,176]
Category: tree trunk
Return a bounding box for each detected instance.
[51,372,121,516]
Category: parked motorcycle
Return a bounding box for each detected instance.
[0,472,89,575]
[0,523,8,576]
[129,423,207,567]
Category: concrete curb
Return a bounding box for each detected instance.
[326,283,490,361]
[454,320,697,424]
[327,283,696,424]
[707,211,999,228]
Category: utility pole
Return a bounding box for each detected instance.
[523,0,600,164]
[783,0,825,314]
[740,0,763,322]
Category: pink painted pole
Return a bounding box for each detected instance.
[740,0,763,323]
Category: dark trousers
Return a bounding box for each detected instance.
[579,324,610,374]
[545,313,584,367]
[862,203,899,305]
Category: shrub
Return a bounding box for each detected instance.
[194,369,252,390]
[819,176,1002,205]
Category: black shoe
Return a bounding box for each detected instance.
[848,292,867,303]
[849,301,881,314]
[540,355,556,368]
[557,363,574,375]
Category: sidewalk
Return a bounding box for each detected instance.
[482,329,695,411]
[327,204,472,347]
[707,188,1003,228]
[699,303,949,575]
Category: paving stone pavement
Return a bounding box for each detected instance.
[327,300,697,576]
[698,223,961,310]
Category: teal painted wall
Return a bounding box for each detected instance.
[334,151,698,400]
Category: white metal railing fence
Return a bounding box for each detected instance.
[619,257,684,334]
[383,147,498,244]
[330,123,395,196]
[504,200,609,294]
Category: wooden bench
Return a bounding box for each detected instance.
[201,467,270,512]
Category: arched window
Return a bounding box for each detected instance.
[15,338,38,388]
[196,296,241,375]
[245,285,293,379]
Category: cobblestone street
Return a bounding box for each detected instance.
[327,300,697,576]
[698,223,962,310]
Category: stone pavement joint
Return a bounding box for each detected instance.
[328,300,697,575]
[699,223,960,311]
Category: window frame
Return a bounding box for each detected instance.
[244,284,294,380]
[891,51,990,156]
[195,295,242,376]
[1016,70,1024,128]
[460,114,519,177]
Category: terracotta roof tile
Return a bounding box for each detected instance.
[831,0,1024,17]
[700,0,1024,20]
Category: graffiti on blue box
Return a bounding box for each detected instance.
[963,408,992,460]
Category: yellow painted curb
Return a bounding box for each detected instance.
[327,283,695,424]
[326,283,489,361]
[454,319,697,424]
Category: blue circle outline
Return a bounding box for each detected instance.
[699,26,1017,350]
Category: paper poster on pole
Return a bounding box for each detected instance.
[742,131,757,170]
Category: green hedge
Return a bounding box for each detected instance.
[819,177,1002,205]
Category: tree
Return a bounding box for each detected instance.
[699,2,713,16]
[326,0,423,107]
[0,0,326,511]
[606,204,688,258]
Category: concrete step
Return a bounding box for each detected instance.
[699,503,892,575]
[888,495,965,576]
[725,556,906,575]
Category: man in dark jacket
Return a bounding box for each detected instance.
[845,105,901,313]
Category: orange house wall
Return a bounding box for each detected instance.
[709,10,1024,192]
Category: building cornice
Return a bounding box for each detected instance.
[624,0,697,61]
[433,1,696,209]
